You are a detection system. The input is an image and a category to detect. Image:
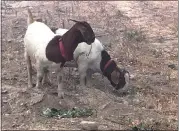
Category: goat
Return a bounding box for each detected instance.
[55,28,130,90]
[23,9,95,97]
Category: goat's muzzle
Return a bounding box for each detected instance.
[115,70,130,90]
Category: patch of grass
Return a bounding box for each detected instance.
[115,10,123,17]
[157,36,165,43]
[42,107,94,118]
[129,118,178,131]
[127,119,157,131]
[125,29,146,42]
[131,122,156,131]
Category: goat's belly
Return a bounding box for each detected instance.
[89,62,101,73]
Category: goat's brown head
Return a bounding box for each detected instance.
[69,19,95,45]
[110,67,130,90]
[101,50,130,90]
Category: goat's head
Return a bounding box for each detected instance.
[69,19,95,45]
[110,67,130,90]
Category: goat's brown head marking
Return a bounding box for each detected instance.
[69,19,95,45]
[100,50,130,90]
[111,67,130,90]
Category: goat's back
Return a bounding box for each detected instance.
[55,28,68,36]
[73,39,104,63]
[24,21,55,61]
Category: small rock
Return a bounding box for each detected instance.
[71,120,76,125]
[5,113,10,116]
[168,64,177,70]
[26,110,31,114]
[15,21,19,24]
[100,102,111,110]
[2,90,8,94]
[7,39,12,42]
[75,94,79,96]
[123,100,128,105]
[147,105,155,109]
[74,68,78,71]
[2,99,8,103]
[80,121,98,130]
[170,70,178,80]
[30,93,44,105]
[133,98,139,103]
[98,125,108,130]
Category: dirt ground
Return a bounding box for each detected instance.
[1,1,178,130]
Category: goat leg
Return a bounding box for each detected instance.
[42,73,51,85]
[79,74,87,87]
[87,70,92,81]
[78,63,88,88]
[42,67,51,85]
[25,51,33,88]
[35,62,44,88]
[56,67,64,99]
[78,73,89,94]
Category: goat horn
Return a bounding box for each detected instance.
[68,19,81,23]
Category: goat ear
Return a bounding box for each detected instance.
[77,26,86,37]
[111,70,120,84]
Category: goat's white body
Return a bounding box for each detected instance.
[56,28,104,74]
[74,39,104,73]
[24,21,60,68]
[24,21,63,89]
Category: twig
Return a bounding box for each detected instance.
[62,19,65,28]
[96,34,109,37]
[46,10,52,24]
[104,117,121,125]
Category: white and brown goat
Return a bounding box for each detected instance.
[23,9,95,97]
[55,28,130,90]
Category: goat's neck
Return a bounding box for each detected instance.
[62,29,83,53]
[100,50,112,72]
[100,50,117,84]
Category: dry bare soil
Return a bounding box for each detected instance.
[1,1,178,130]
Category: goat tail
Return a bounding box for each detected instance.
[27,8,34,25]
